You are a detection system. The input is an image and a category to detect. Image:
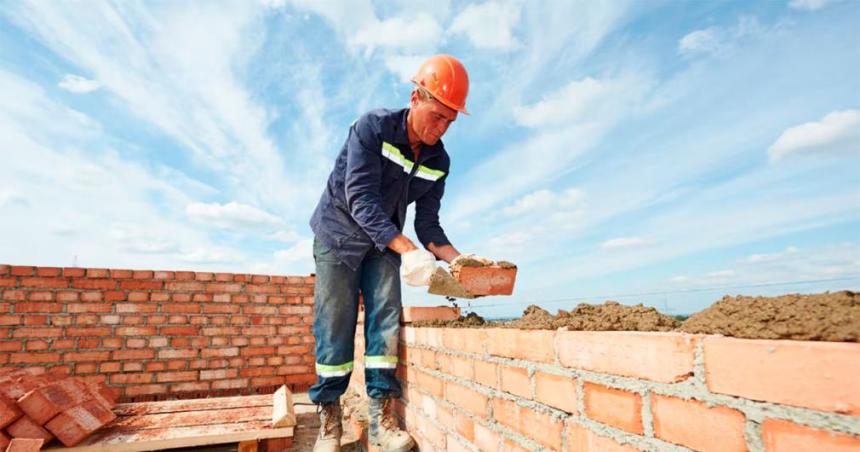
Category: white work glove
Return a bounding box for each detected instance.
[401,249,437,286]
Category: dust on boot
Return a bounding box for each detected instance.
[313,399,343,452]
[369,397,414,452]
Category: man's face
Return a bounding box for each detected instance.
[410,91,458,146]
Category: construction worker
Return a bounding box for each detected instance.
[308,54,470,452]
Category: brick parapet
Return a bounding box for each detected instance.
[350,321,860,451]
[0,264,317,402]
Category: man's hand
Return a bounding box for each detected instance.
[401,249,437,286]
[387,234,418,255]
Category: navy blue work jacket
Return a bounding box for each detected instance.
[309,108,451,271]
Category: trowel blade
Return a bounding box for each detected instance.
[427,267,475,299]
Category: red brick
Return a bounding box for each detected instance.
[6,415,53,441]
[5,438,45,452]
[67,303,111,313]
[132,270,154,279]
[110,269,133,278]
[12,327,61,338]
[64,351,110,362]
[557,331,697,383]
[120,280,163,290]
[20,277,69,289]
[62,268,85,277]
[10,352,60,364]
[651,394,745,451]
[2,290,25,301]
[566,423,639,452]
[71,279,116,290]
[125,384,167,396]
[86,268,110,278]
[116,326,157,336]
[10,267,35,276]
[201,347,239,358]
[500,366,531,399]
[704,337,860,415]
[0,431,9,450]
[0,315,20,325]
[486,328,555,363]
[534,372,577,414]
[156,371,197,383]
[473,421,501,451]
[583,383,642,434]
[762,419,860,452]
[455,265,516,295]
[444,382,488,418]
[0,277,16,288]
[80,291,103,302]
[36,267,62,277]
[166,281,205,292]
[400,306,460,323]
[0,395,22,428]
[111,349,155,360]
[158,348,198,359]
[16,378,89,424]
[491,398,563,450]
[473,360,498,389]
[45,398,117,446]
[66,326,112,336]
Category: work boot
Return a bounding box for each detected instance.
[313,400,342,452]
[369,397,414,452]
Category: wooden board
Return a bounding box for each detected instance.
[44,394,293,452]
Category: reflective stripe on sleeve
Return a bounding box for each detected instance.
[381,142,445,182]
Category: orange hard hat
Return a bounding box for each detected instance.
[411,54,470,115]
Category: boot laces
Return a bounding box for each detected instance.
[318,403,340,436]
[379,398,397,430]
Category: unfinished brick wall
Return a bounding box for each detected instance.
[0,264,316,402]
[351,315,860,451]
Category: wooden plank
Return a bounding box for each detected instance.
[271,385,296,428]
[110,406,271,430]
[238,439,258,452]
[113,395,272,416]
[44,420,293,452]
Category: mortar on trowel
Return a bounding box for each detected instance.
[428,255,517,299]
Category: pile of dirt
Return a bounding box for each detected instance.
[412,311,487,328]
[678,290,859,342]
[501,302,679,331]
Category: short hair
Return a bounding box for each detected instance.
[414,86,434,102]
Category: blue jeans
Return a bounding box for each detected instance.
[309,238,402,403]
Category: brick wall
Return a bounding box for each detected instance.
[351,316,860,451]
[0,264,316,402]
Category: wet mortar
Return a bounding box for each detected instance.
[415,291,860,342]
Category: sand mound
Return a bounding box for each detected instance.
[502,302,679,331]
[412,311,487,328]
[678,291,859,342]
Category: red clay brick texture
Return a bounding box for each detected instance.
[567,423,639,452]
[651,394,746,452]
[455,266,517,296]
[703,336,860,415]
[400,306,459,323]
[5,438,44,452]
[761,419,860,452]
[583,382,643,434]
[0,265,317,401]
[45,398,118,446]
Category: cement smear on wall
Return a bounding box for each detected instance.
[416,291,860,342]
[678,290,858,342]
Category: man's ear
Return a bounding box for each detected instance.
[409,89,420,107]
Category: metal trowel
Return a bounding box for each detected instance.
[427,267,475,299]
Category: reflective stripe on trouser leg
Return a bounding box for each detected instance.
[316,361,355,377]
[364,355,398,369]
[360,249,402,399]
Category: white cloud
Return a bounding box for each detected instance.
[602,237,649,250]
[383,54,428,83]
[177,247,244,264]
[788,0,830,11]
[274,238,313,263]
[514,77,614,128]
[502,188,584,217]
[768,110,860,161]
[707,269,736,278]
[268,229,304,243]
[109,224,179,254]
[186,202,283,230]
[678,27,722,56]
[351,14,441,55]
[449,1,521,50]
[748,246,799,263]
[57,74,100,93]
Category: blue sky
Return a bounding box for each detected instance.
[1,0,858,318]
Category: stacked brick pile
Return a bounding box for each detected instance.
[0,367,118,450]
